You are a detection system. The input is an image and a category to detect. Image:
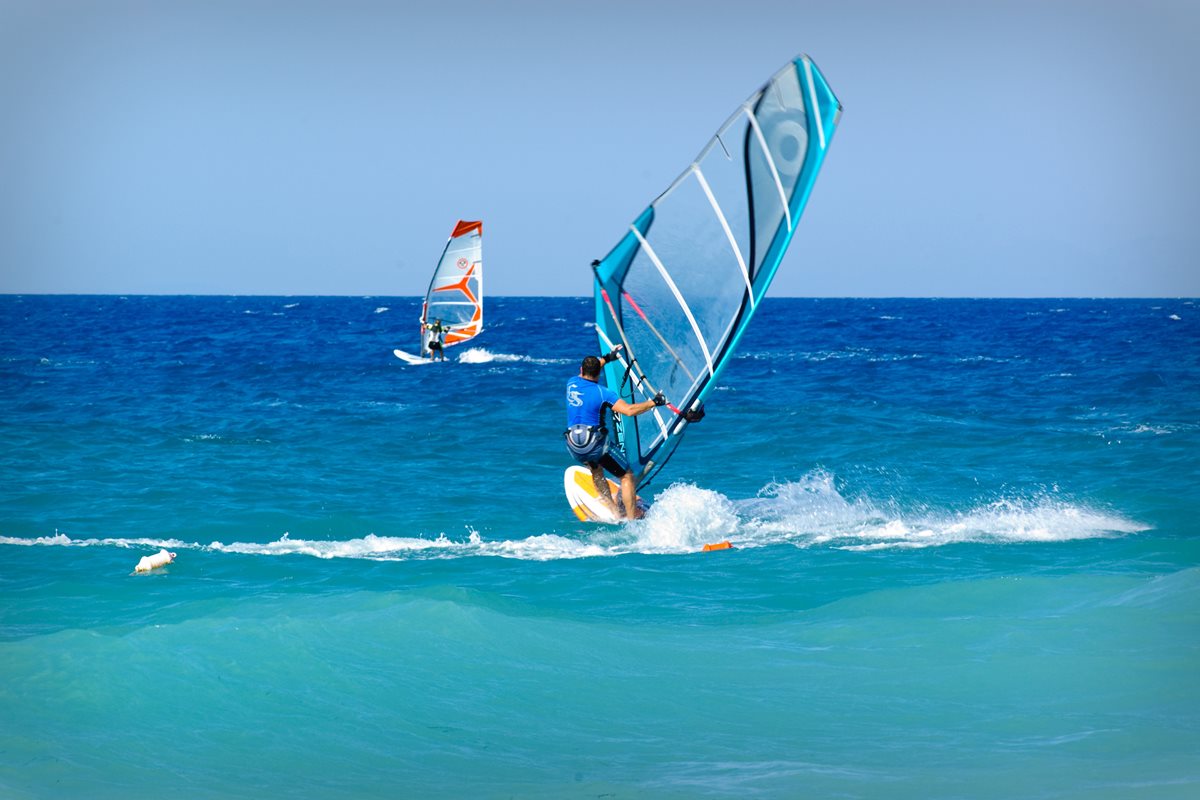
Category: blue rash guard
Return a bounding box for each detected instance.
[565,375,618,428]
[563,375,628,476]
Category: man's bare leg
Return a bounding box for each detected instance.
[589,463,622,518]
[619,472,639,519]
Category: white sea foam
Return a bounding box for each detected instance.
[456,347,569,365]
[0,533,76,547]
[731,473,1148,551]
[803,348,868,362]
[958,355,1012,364]
[211,532,455,558]
[1126,422,1181,435]
[1098,419,1195,439]
[867,353,924,363]
[929,499,1147,545]
[476,533,609,560]
[374,306,389,314]
[0,528,616,562]
[0,533,193,549]
[210,530,612,562]
[456,348,528,364]
[734,471,884,547]
[0,473,1148,561]
[630,483,741,553]
[741,347,870,363]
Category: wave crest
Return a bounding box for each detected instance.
[0,472,1148,562]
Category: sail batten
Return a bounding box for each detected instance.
[591,55,841,488]
[692,167,755,309]
[629,226,716,378]
[743,106,793,233]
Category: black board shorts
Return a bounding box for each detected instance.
[595,449,629,479]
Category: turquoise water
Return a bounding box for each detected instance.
[2,296,1198,798]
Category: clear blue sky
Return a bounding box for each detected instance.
[2,0,1196,296]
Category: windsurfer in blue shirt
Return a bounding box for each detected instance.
[565,344,665,519]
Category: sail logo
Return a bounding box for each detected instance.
[456,257,468,270]
[567,386,584,407]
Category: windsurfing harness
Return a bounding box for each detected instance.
[564,424,609,464]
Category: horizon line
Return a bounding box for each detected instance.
[2,293,1198,301]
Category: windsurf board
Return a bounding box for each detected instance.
[561,466,732,553]
[563,465,645,523]
[393,349,434,365]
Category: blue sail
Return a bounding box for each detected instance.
[592,55,841,488]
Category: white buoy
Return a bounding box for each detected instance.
[134,549,176,573]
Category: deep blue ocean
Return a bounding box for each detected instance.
[1,295,1197,798]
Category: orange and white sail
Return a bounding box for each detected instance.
[420,220,483,355]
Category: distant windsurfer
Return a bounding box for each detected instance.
[424,318,449,361]
[564,344,665,519]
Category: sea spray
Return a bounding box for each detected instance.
[734,472,1148,550]
[634,483,741,552]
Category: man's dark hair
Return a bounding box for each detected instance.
[580,355,602,378]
